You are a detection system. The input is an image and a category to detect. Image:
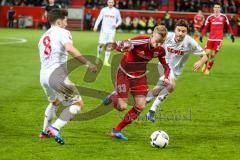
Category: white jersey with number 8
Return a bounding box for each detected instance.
[38,26,72,72]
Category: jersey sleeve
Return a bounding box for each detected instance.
[201,16,210,36]
[188,36,205,55]
[225,15,234,35]
[116,9,122,27]
[94,8,104,30]
[158,48,170,79]
[59,29,73,46]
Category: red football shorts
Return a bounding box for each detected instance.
[205,40,222,52]
[194,26,201,32]
[115,69,148,98]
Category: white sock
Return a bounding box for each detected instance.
[104,48,111,64]
[97,46,102,58]
[43,103,58,131]
[146,91,154,102]
[52,105,81,130]
[150,88,169,112]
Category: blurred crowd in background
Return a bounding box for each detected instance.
[2,0,240,35]
[1,0,239,13]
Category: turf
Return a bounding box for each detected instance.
[0,28,239,160]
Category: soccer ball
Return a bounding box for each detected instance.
[150,130,169,148]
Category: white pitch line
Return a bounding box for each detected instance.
[0,37,28,45]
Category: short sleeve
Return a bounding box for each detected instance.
[188,36,205,55]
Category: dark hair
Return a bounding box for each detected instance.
[47,9,68,24]
[213,2,221,6]
[175,19,189,30]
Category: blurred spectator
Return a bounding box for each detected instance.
[84,11,92,30]
[139,1,147,10]
[237,15,240,35]
[84,0,164,10]
[128,0,134,9]
[164,11,171,29]
[7,6,15,28]
[148,0,157,10]
[85,0,93,8]
[146,17,155,34]
[147,17,155,32]
[122,16,132,32]
[45,0,61,29]
[132,17,139,33]
[138,16,147,33]
[39,13,48,30]
[119,0,128,9]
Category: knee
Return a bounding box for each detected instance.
[152,87,160,97]
[117,103,128,111]
[167,83,176,93]
[135,104,145,111]
[106,43,113,50]
[74,100,84,109]
[52,99,61,106]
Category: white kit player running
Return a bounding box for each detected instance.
[38,9,97,144]
[146,19,208,122]
[93,0,122,66]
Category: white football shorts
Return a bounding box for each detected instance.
[40,67,81,106]
[99,31,115,44]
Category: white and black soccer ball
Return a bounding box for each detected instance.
[150,130,169,148]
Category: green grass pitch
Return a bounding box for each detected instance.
[0,28,239,160]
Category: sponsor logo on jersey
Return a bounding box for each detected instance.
[167,47,185,55]
[105,14,115,18]
[153,52,159,57]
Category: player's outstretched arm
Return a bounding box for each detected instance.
[64,42,97,72]
[112,40,134,52]
[193,53,208,72]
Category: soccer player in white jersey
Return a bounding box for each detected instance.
[146,19,208,122]
[38,9,97,144]
[93,0,122,66]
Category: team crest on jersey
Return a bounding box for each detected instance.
[153,52,159,57]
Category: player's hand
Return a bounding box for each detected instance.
[86,62,97,73]
[193,60,202,72]
[199,36,203,43]
[93,28,97,32]
[163,78,171,86]
[112,24,117,29]
[230,35,235,43]
[120,40,134,52]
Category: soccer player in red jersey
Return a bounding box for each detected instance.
[200,2,235,75]
[194,10,205,41]
[103,25,171,140]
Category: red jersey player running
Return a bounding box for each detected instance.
[194,10,205,41]
[200,2,235,75]
[103,25,171,140]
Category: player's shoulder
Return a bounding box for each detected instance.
[220,13,228,19]
[50,26,71,38]
[206,14,215,19]
[184,35,199,47]
[185,34,195,42]
[166,32,175,40]
[55,26,70,33]
[113,7,120,11]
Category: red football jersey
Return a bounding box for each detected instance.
[113,35,170,78]
[201,13,233,41]
[194,14,205,28]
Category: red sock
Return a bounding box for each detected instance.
[114,107,142,131]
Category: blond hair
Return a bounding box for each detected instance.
[153,25,168,38]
